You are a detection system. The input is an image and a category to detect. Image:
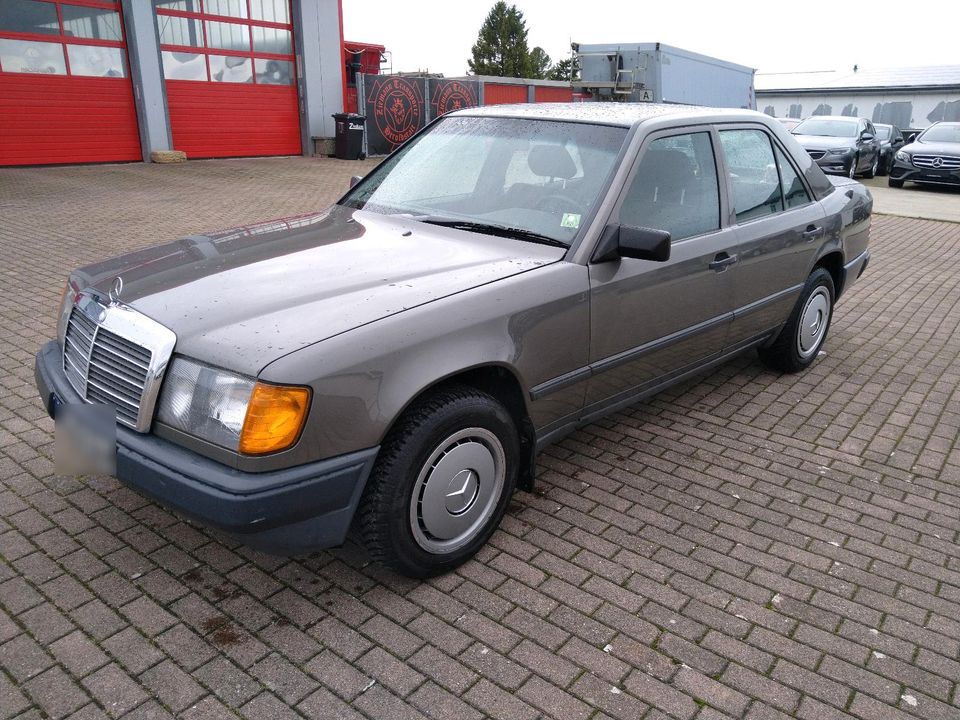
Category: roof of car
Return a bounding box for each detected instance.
[450,102,767,128]
[799,115,860,122]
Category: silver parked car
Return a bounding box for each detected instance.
[36,104,872,577]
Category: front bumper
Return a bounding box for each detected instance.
[810,151,856,176]
[889,161,960,186]
[35,340,378,554]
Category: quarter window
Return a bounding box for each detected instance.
[774,146,810,209]
[620,132,720,241]
[719,129,782,223]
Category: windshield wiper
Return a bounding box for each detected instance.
[415,216,569,248]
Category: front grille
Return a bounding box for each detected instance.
[63,307,152,428]
[912,154,960,169]
[807,150,826,160]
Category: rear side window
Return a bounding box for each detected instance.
[619,131,720,241]
[719,129,782,223]
[774,146,810,209]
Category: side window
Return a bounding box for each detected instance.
[719,129,783,223]
[619,131,720,241]
[774,146,810,209]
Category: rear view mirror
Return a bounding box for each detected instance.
[592,224,671,263]
[349,175,363,188]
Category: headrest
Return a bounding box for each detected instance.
[527,144,577,179]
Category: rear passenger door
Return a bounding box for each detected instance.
[717,126,826,349]
[585,127,738,413]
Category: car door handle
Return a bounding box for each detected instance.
[802,225,824,241]
[709,252,738,271]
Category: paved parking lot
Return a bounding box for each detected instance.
[861,176,960,224]
[1,157,959,720]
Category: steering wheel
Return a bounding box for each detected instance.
[536,193,580,215]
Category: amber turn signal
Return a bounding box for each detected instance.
[238,382,311,455]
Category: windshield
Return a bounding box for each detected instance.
[919,124,960,143]
[874,125,891,140]
[341,116,628,246]
[792,118,858,138]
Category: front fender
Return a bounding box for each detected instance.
[259,262,591,462]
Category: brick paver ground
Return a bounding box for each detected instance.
[1,157,959,720]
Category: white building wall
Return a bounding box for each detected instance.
[757,90,960,130]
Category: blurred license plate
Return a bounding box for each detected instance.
[55,403,116,476]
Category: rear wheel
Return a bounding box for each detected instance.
[358,385,519,577]
[877,152,889,176]
[758,268,835,373]
[864,153,879,178]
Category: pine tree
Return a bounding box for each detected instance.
[548,57,579,82]
[529,47,552,79]
[468,2,532,78]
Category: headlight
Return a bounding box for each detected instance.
[828,148,852,155]
[157,357,311,455]
[895,150,910,163]
[56,278,79,344]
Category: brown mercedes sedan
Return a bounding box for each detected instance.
[36,104,872,577]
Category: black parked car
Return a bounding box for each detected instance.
[889,122,960,189]
[873,123,905,176]
[791,116,882,179]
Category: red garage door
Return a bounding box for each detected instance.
[0,0,140,166]
[534,86,573,103]
[483,83,526,105]
[154,0,300,159]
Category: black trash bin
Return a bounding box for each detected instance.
[332,113,366,160]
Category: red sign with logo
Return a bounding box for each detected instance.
[364,75,426,155]
[430,79,479,117]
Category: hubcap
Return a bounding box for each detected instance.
[410,428,505,554]
[797,287,831,359]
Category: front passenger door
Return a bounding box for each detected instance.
[585,128,737,414]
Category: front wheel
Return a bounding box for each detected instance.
[357,385,519,577]
[888,177,904,188]
[758,268,835,373]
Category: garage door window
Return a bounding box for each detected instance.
[154,0,294,85]
[0,1,128,78]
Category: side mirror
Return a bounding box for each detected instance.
[860,132,874,142]
[349,175,363,189]
[592,224,671,263]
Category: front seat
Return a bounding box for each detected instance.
[621,149,699,237]
[504,143,578,209]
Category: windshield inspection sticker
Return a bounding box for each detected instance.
[561,212,581,229]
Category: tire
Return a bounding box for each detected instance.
[758,268,835,373]
[848,155,858,179]
[358,385,519,577]
[888,177,904,188]
[864,152,878,179]
[877,152,889,176]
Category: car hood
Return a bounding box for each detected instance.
[72,205,564,375]
[903,140,960,156]
[792,134,856,150]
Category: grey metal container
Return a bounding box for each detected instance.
[573,42,756,109]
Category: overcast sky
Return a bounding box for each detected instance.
[343,0,960,77]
